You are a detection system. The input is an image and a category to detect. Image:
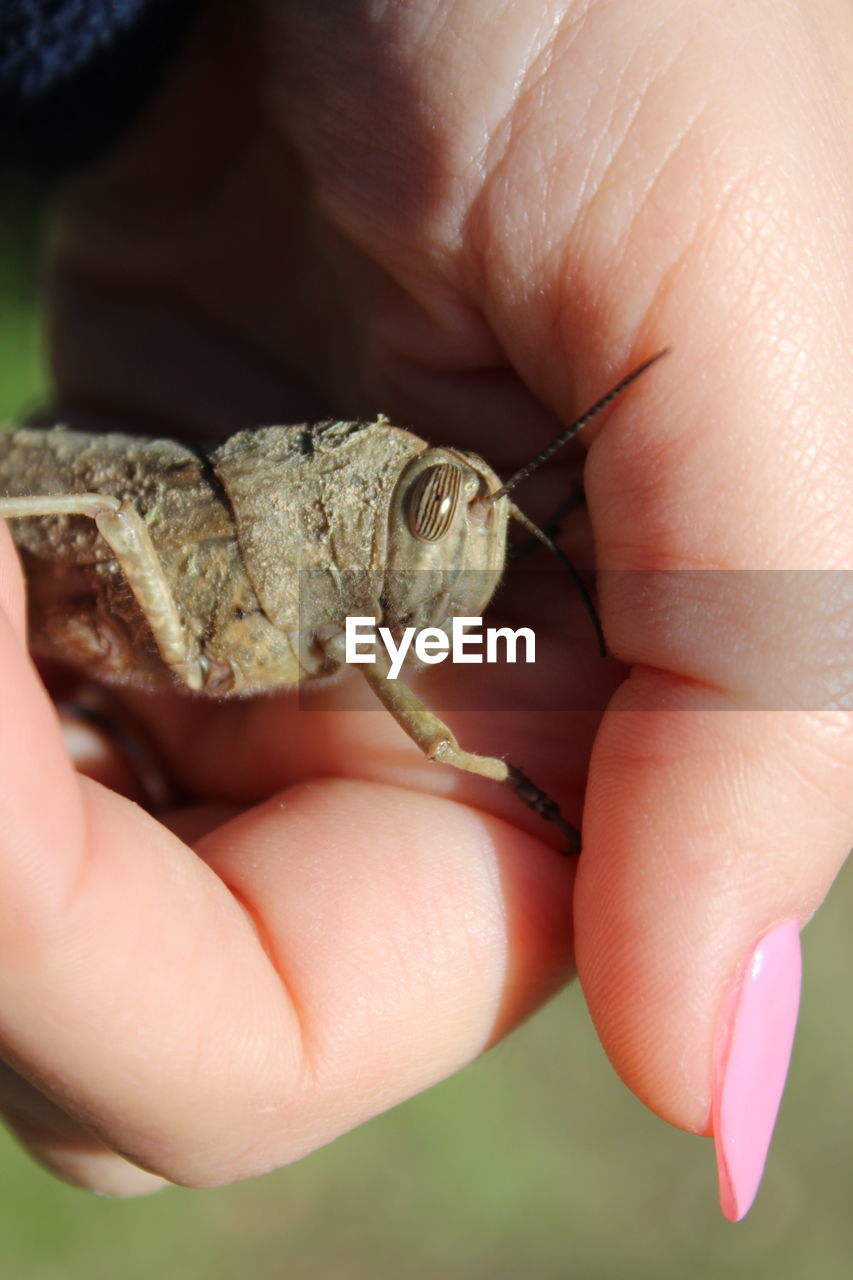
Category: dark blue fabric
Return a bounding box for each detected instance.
[0,0,201,174]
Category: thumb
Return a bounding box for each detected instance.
[577,680,850,1220]
[574,339,852,1222]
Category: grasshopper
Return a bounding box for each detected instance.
[0,354,665,852]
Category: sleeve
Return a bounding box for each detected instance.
[0,0,201,176]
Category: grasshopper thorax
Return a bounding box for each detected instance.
[382,447,509,632]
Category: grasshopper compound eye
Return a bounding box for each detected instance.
[405,462,463,542]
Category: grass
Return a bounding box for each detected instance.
[0,183,851,1278]
[0,178,47,422]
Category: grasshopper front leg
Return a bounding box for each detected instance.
[358,657,581,854]
[0,492,206,691]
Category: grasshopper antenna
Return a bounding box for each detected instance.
[488,348,669,503]
[494,349,669,655]
[508,502,607,657]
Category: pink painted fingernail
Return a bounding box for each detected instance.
[712,918,802,1222]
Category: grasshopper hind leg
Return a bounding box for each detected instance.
[0,492,206,691]
[359,659,581,854]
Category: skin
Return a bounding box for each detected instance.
[0,0,851,1196]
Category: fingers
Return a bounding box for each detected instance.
[15,0,850,1215]
[0,535,89,920]
[0,537,159,1193]
[566,0,853,1178]
[577,691,852,1100]
[1,532,574,1190]
[0,522,25,636]
[0,1062,168,1197]
[1,776,574,1190]
[0,543,164,1191]
[575,339,853,1216]
[459,0,853,1217]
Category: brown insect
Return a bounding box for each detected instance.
[0,354,666,852]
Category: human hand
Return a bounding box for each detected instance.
[1,0,851,1216]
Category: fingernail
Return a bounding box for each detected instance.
[712,918,802,1222]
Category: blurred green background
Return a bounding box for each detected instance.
[1,178,851,1279]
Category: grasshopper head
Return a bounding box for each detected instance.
[382,447,509,633]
